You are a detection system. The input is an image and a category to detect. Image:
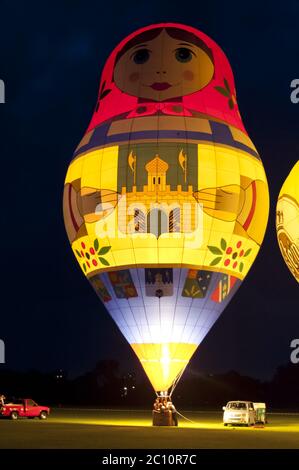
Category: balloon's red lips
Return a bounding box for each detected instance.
[150,82,171,91]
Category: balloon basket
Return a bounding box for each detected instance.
[152,395,179,426]
[152,409,177,426]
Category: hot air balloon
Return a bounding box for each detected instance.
[276,161,299,282]
[63,23,269,422]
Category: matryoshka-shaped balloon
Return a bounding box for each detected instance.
[63,23,269,396]
[276,161,299,282]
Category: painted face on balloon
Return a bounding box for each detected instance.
[113,29,214,101]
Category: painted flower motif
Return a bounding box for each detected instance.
[184,285,201,298]
[208,238,252,273]
[74,239,111,272]
[214,78,237,110]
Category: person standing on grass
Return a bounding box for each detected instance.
[0,394,6,407]
[167,399,178,426]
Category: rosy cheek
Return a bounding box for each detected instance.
[129,72,140,82]
[183,70,194,81]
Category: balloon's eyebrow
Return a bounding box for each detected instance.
[177,42,195,48]
[132,44,148,50]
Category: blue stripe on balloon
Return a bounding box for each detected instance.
[73,121,260,160]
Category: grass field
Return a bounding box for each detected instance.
[0,408,299,449]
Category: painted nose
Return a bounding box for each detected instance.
[156,71,166,74]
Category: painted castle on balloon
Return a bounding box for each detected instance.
[118,148,199,235]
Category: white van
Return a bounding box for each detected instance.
[222,401,266,426]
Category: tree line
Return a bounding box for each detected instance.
[0,360,298,410]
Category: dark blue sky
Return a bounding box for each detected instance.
[0,0,299,381]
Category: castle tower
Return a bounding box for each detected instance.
[145,155,169,191]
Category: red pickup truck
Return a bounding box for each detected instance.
[0,398,50,420]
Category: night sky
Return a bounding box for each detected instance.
[0,0,298,381]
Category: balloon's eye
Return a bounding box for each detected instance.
[175,48,193,63]
[132,49,150,64]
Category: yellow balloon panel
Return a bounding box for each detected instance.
[64,142,268,280]
[276,161,299,282]
[131,343,198,392]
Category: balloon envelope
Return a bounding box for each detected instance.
[276,161,299,283]
[63,23,269,393]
